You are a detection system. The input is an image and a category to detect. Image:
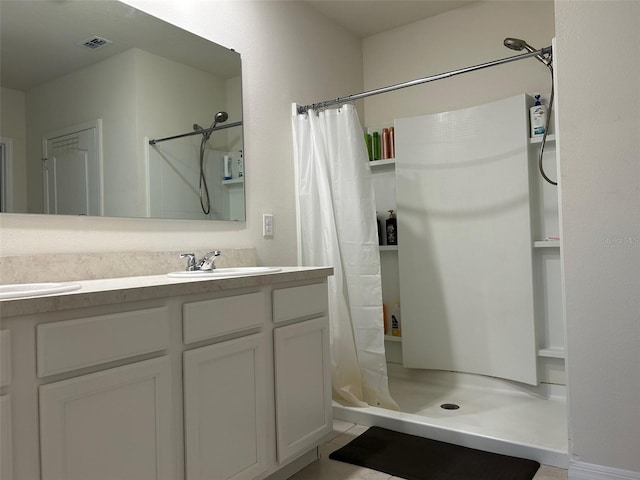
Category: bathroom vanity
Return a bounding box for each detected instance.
[0,267,333,480]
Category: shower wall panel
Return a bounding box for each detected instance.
[395,94,538,385]
[147,141,227,220]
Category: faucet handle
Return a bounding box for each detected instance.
[198,250,221,271]
[180,253,196,271]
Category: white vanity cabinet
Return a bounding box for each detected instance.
[272,284,332,464]
[39,356,174,480]
[0,331,12,480]
[183,335,267,480]
[182,292,269,480]
[0,269,332,480]
[36,304,175,480]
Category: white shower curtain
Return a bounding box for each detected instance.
[292,104,397,409]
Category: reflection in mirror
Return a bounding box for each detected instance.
[0,0,245,221]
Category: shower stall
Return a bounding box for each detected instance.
[334,94,566,468]
[147,113,245,221]
[296,39,567,468]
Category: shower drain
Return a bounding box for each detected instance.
[440,403,460,410]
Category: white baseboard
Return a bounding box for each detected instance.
[569,461,640,480]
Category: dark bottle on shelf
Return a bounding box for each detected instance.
[386,210,397,245]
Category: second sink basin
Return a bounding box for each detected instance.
[0,282,82,300]
[167,267,282,279]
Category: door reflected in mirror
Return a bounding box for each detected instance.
[0,0,245,221]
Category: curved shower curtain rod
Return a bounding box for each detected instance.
[296,47,552,114]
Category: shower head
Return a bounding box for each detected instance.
[503,37,536,53]
[209,111,229,129]
[503,37,552,69]
[194,111,229,140]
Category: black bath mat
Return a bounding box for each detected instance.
[329,426,540,480]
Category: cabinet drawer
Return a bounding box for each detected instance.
[272,283,328,323]
[183,291,267,344]
[37,307,170,377]
[0,331,10,387]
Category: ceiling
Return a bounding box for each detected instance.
[1,1,481,92]
[0,1,240,92]
[304,0,480,38]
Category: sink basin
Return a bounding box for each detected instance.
[0,282,82,300]
[167,267,282,279]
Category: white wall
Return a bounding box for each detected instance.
[363,1,555,126]
[226,76,243,152]
[25,50,138,215]
[0,87,27,212]
[134,48,229,216]
[17,47,236,218]
[555,1,640,475]
[0,1,363,266]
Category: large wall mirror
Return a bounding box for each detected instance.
[0,1,245,221]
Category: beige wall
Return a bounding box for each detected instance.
[555,0,640,475]
[0,1,364,266]
[363,1,555,125]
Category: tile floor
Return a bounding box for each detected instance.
[288,420,568,480]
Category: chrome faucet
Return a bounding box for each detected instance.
[180,250,221,271]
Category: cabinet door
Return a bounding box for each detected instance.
[274,316,331,463]
[183,333,267,480]
[40,356,174,480]
[0,395,12,480]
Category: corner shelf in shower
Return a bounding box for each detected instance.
[537,347,565,359]
[384,335,402,343]
[529,134,556,144]
[370,158,396,168]
[222,178,244,186]
[534,240,560,248]
[379,245,398,252]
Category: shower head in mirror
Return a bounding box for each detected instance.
[210,111,228,129]
[193,111,229,140]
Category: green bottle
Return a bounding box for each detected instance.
[372,131,381,160]
[365,133,373,161]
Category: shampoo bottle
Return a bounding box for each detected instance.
[386,210,397,246]
[365,133,373,161]
[383,303,388,335]
[391,301,401,337]
[382,128,390,159]
[530,95,547,137]
[223,155,232,180]
[372,131,381,160]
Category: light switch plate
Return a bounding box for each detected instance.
[263,214,273,237]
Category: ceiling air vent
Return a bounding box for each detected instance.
[80,36,112,50]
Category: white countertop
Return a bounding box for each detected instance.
[0,266,333,317]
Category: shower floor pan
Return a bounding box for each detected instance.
[333,369,569,468]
